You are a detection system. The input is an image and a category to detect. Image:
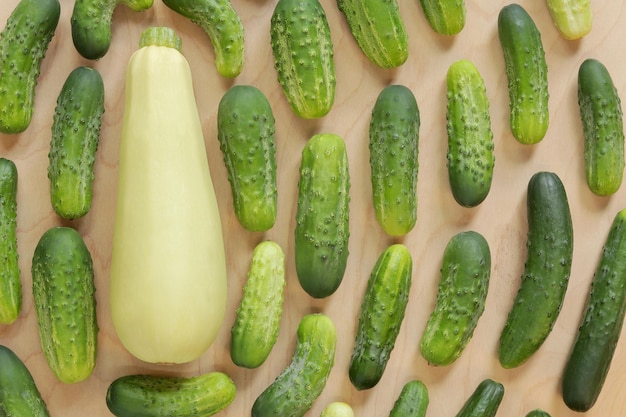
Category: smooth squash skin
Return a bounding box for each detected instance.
[109,27,227,365]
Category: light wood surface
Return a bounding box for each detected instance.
[1,0,626,416]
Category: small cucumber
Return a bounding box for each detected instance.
[0,345,50,417]
[562,208,626,412]
[106,371,236,417]
[369,85,420,236]
[230,240,285,369]
[217,85,277,232]
[270,0,336,119]
[0,0,60,134]
[546,0,591,40]
[336,0,408,68]
[498,3,549,145]
[388,380,429,417]
[321,402,354,417]
[498,171,573,369]
[0,158,20,325]
[446,59,495,207]
[419,0,466,35]
[295,133,350,298]
[162,0,245,78]
[455,379,504,417]
[525,409,551,417]
[420,231,491,366]
[349,244,412,390]
[252,313,336,417]
[48,66,105,220]
[577,58,624,196]
[31,226,98,384]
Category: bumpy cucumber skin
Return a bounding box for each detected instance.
[0,159,20,325]
[455,379,504,417]
[349,244,412,390]
[420,231,491,366]
[546,0,591,40]
[0,0,60,134]
[446,59,494,208]
[419,0,466,35]
[31,226,98,384]
[499,171,573,369]
[369,85,420,236]
[161,0,245,78]
[389,380,429,417]
[217,85,277,231]
[106,372,236,417]
[270,0,335,119]
[0,345,50,417]
[230,240,285,368]
[252,313,336,417]
[498,3,549,145]
[577,58,624,196]
[49,66,105,220]
[562,209,626,412]
[525,409,551,417]
[336,0,408,68]
[295,133,350,298]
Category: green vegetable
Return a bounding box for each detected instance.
[321,402,354,417]
[545,0,591,40]
[525,409,551,417]
[0,158,20,325]
[419,0,466,35]
[455,379,504,417]
[389,380,429,417]
[0,345,50,417]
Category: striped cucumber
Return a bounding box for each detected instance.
[389,380,429,417]
[455,379,504,417]
[546,0,591,40]
[0,158,20,325]
[419,0,466,35]
[0,345,50,417]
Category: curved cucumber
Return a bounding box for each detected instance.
[419,0,466,35]
[0,345,50,417]
[455,379,504,417]
[546,0,591,40]
[389,380,429,417]
[0,158,20,325]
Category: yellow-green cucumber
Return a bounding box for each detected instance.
[48,66,105,220]
[498,3,549,145]
[369,85,420,236]
[389,380,429,417]
[349,244,412,390]
[419,0,466,35]
[295,133,350,298]
[252,313,336,417]
[321,402,354,417]
[0,0,60,134]
[0,345,50,417]
[498,171,573,369]
[106,372,236,417]
[0,158,20,325]
[577,58,624,196]
[446,59,495,208]
[31,226,98,384]
[454,379,504,417]
[525,409,551,417]
[270,0,336,119]
[336,0,408,68]
[230,240,285,369]
[545,0,591,40]
[217,85,277,232]
[420,231,491,366]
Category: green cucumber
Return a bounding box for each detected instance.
[252,313,336,417]
[321,402,354,417]
[420,231,491,366]
[230,240,285,368]
[389,380,429,417]
[546,0,591,40]
[369,85,420,236]
[455,379,504,417]
[217,85,277,231]
[419,0,466,35]
[161,0,245,78]
[0,345,50,417]
[336,0,408,68]
[349,244,412,390]
[31,226,98,384]
[270,0,336,119]
[446,59,495,207]
[498,171,573,369]
[577,58,624,196]
[106,371,236,417]
[295,133,350,298]
[0,158,20,325]
[0,0,60,134]
[48,66,105,220]
[498,3,549,145]
[525,409,551,417]
[562,208,626,412]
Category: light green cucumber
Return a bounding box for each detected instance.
[546,0,591,40]
[419,0,466,35]
[0,158,20,325]
[321,402,354,417]
[455,379,504,417]
[0,345,50,417]
[389,380,429,417]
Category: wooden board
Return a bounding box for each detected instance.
[1,0,626,415]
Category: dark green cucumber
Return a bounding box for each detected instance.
[577,58,624,196]
[270,0,336,119]
[0,345,50,417]
[446,59,495,207]
[369,85,420,236]
[499,171,573,369]
[525,409,551,417]
[161,0,245,78]
[0,158,20,325]
[419,0,466,35]
[455,379,504,417]
[420,231,491,366]
[389,380,429,417]
[217,85,277,231]
[49,66,105,220]
[32,226,98,384]
[562,208,626,412]
[295,133,350,298]
[349,244,412,390]
[336,0,408,68]
[498,3,549,144]
[106,371,236,417]
[0,0,60,134]
[252,313,336,417]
